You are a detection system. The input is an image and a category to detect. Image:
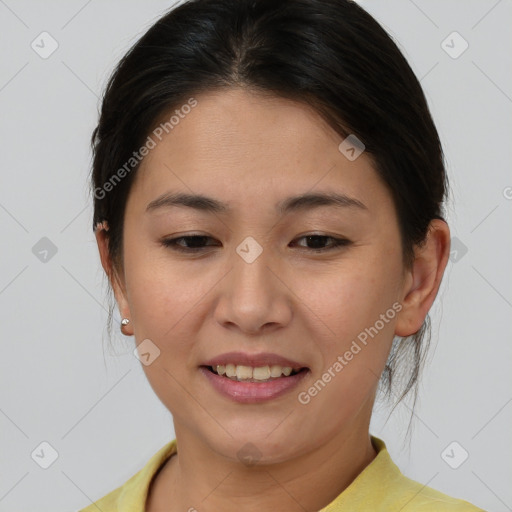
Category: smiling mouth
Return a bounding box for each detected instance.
[203,364,308,383]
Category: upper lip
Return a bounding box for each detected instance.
[202,352,308,370]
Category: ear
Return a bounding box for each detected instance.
[395,219,451,337]
[95,227,134,336]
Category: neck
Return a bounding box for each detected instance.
[149,418,377,512]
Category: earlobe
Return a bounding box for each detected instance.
[95,227,133,335]
[394,219,451,337]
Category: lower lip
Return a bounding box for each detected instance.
[199,366,309,403]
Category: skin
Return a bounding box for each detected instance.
[96,87,450,512]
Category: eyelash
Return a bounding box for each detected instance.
[160,234,351,253]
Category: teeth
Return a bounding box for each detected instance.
[213,364,297,381]
[270,365,283,377]
[236,365,253,380]
[253,366,270,380]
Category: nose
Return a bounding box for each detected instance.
[213,240,293,335]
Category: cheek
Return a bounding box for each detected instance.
[296,249,403,398]
[123,255,203,414]
[294,269,400,428]
[123,238,203,332]
[299,258,401,338]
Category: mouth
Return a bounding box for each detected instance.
[199,352,310,403]
[202,364,308,383]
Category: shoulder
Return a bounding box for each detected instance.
[76,440,178,512]
[391,473,487,511]
[77,485,123,512]
[371,437,486,511]
[321,437,486,512]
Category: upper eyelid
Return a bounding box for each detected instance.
[163,233,344,241]
[162,234,350,249]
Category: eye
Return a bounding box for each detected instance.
[161,234,351,253]
[291,234,352,252]
[161,235,219,252]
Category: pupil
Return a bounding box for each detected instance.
[186,236,208,248]
[307,235,325,249]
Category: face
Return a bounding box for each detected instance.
[103,88,418,463]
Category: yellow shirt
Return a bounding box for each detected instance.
[78,436,485,511]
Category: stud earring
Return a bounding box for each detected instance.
[95,220,109,232]
[120,318,131,335]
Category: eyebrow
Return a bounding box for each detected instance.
[145,191,368,215]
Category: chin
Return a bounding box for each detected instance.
[206,428,309,467]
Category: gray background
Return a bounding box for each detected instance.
[0,1,511,511]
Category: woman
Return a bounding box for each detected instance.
[82,0,484,510]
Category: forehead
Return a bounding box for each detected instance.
[129,88,392,216]
[146,88,342,167]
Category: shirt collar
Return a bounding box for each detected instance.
[116,436,398,511]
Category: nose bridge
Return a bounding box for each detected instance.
[231,234,276,299]
[214,234,291,333]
